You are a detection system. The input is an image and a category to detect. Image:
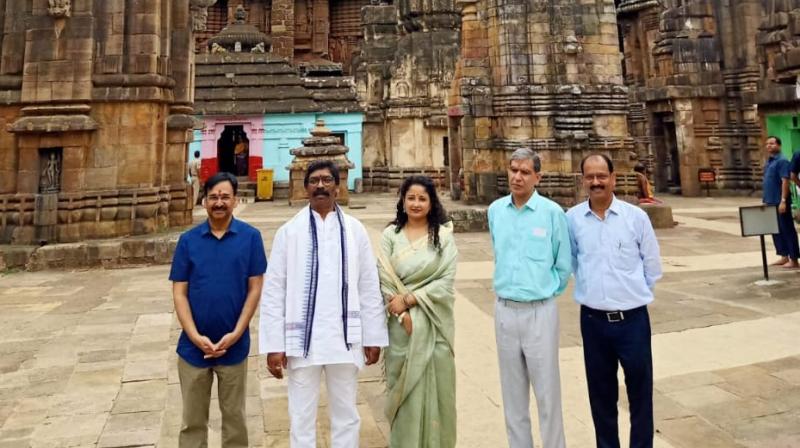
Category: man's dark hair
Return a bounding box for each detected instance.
[194,150,200,158]
[304,159,341,187]
[580,153,615,174]
[767,135,782,146]
[633,163,646,173]
[204,172,238,195]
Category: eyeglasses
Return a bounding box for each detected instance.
[308,176,335,186]
[206,194,234,203]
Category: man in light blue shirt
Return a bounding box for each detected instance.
[566,154,662,448]
[488,148,571,448]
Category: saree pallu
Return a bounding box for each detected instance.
[378,222,458,448]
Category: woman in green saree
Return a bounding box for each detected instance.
[378,175,458,448]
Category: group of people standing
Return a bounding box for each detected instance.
[170,150,663,448]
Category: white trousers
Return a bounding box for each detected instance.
[495,298,566,448]
[287,363,360,448]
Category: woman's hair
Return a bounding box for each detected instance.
[391,176,449,249]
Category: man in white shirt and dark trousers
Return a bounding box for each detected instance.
[566,154,663,448]
[259,160,388,448]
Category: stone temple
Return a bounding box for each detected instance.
[617,0,800,197]
[189,0,460,194]
[0,1,210,245]
[448,0,632,204]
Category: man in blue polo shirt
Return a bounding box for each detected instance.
[763,136,799,269]
[169,172,268,447]
[488,148,571,448]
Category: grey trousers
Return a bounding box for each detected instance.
[495,298,566,448]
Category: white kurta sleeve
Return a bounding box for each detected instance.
[355,222,389,348]
[259,225,288,354]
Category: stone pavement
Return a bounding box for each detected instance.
[1,193,799,447]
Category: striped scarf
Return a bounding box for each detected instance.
[301,205,350,357]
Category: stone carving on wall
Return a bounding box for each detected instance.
[191,0,218,31]
[235,5,247,23]
[39,151,62,193]
[47,0,71,18]
[211,42,227,53]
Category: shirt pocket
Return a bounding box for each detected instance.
[523,234,551,261]
[611,239,640,272]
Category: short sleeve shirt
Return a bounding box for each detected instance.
[169,218,268,367]
[790,152,800,177]
[763,155,790,205]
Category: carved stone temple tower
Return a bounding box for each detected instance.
[448,0,632,204]
[0,1,212,244]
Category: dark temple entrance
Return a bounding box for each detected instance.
[217,125,250,176]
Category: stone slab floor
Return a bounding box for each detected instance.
[1,194,799,447]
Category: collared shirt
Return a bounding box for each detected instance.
[488,191,572,302]
[790,152,800,177]
[763,154,790,205]
[169,218,268,367]
[566,196,662,311]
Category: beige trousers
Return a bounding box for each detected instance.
[177,356,248,448]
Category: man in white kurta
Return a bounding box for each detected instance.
[260,160,388,448]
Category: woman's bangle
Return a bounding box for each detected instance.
[402,293,413,308]
[397,311,408,323]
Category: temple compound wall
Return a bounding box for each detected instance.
[0,0,204,245]
[447,0,632,204]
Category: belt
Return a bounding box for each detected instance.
[581,305,646,323]
[498,297,552,308]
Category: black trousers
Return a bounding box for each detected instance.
[581,305,654,448]
[772,209,800,260]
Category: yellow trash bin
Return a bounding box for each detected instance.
[256,169,274,200]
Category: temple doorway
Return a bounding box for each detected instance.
[652,113,681,194]
[217,125,250,177]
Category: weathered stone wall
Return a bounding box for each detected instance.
[449,0,632,204]
[357,1,460,178]
[0,1,198,244]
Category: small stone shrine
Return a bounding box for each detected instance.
[287,120,355,206]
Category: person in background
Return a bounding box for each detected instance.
[189,150,201,206]
[762,136,799,269]
[633,163,662,205]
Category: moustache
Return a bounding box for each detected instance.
[313,189,330,197]
[590,186,605,191]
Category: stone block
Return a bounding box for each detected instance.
[639,203,674,228]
